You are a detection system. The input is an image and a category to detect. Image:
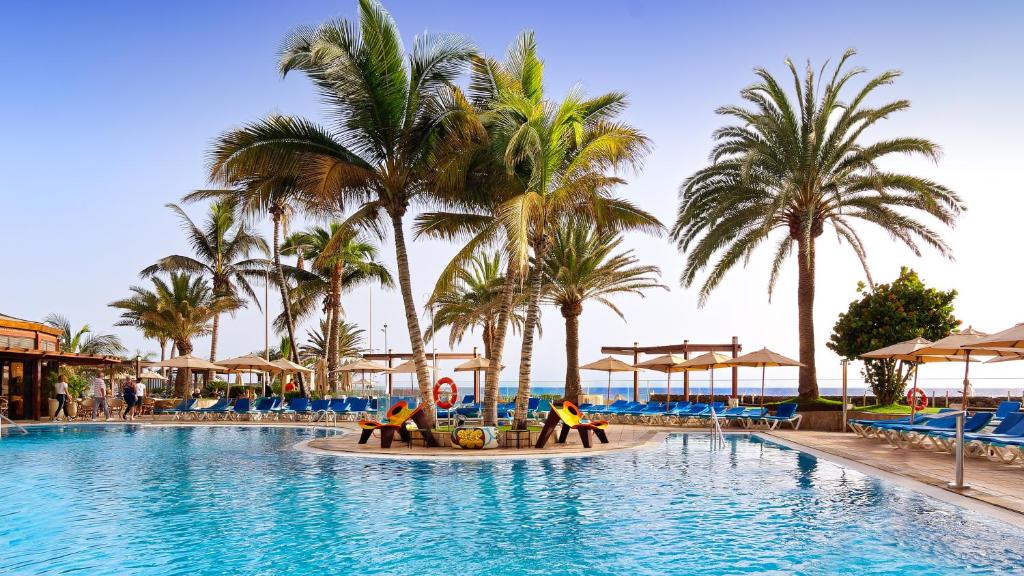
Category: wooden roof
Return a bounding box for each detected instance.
[0,313,63,337]
[0,346,122,366]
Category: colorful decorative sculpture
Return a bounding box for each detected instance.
[357,400,438,448]
[450,426,499,449]
[535,400,610,449]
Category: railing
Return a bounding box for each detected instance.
[0,414,29,437]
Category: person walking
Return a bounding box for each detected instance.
[53,375,70,421]
[121,378,137,421]
[91,375,110,420]
[133,378,146,418]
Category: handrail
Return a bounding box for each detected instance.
[0,414,29,436]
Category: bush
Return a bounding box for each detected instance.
[828,268,959,405]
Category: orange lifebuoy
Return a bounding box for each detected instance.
[433,377,458,409]
[907,388,928,411]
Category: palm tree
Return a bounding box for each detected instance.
[671,50,964,398]
[281,222,392,390]
[206,1,477,418]
[301,319,365,394]
[480,32,662,427]
[425,252,526,360]
[43,313,126,357]
[141,200,268,360]
[184,177,322,396]
[110,273,241,395]
[542,223,665,401]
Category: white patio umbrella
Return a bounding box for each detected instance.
[580,356,638,401]
[149,354,227,395]
[217,354,282,396]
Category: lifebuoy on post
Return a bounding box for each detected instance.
[433,377,458,409]
[906,388,928,411]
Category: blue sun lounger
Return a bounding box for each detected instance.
[195,397,232,420]
[758,403,802,430]
[924,413,1024,455]
[226,397,253,420]
[154,398,195,420]
[883,412,993,448]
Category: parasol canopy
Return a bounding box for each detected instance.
[270,357,313,374]
[217,354,281,372]
[581,356,638,400]
[148,354,225,371]
[636,354,694,401]
[453,357,502,372]
[723,348,802,410]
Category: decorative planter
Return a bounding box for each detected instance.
[450,426,499,450]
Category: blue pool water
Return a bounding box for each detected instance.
[2,426,1023,575]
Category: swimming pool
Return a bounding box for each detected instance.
[2,425,1022,575]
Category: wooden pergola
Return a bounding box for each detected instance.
[601,338,742,401]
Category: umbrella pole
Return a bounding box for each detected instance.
[760,365,765,411]
[666,372,671,403]
[710,370,715,402]
[910,362,919,424]
[961,351,972,411]
[606,371,611,402]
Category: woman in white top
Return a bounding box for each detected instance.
[133,380,146,418]
[53,375,70,421]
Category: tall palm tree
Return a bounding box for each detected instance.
[425,252,526,360]
[43,313,126,357]
[671,50,964,398]
[206,0,477,418]
[281,223,392,389]
[184,178,320,396]
[141,200,268,360]
[480,32,662,427]
[542,223,665,401]
[110,273,241,395]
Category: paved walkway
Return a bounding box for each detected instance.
[765,430,1024,516]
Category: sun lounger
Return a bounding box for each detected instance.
[154,398,196,420]
[925,413,1024,459]
[276,397,311,420]
[225,398,253,420]
[758,403,802,430]
[195,397,232,420]
[883,412,993,448]
[535,400,610,448]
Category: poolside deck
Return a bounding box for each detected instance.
[765,430,1024,517]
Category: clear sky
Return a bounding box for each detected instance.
[3,1,1023,392]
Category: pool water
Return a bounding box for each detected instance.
[1,425,1022,575]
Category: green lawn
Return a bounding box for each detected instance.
[855,403,941,415]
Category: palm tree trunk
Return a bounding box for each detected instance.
[797,238,818,399]
[389,210,435,429]
[273,210,305,396]
[483,258,517,426]
[327,262,342,392]
[562,304,582,402]
[513,242,548,429]
[210,312,220,361]
[174,339,193,397]
[482,323,493,361]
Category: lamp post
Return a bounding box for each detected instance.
[382,323,389,394]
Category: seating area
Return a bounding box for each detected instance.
[848,401,1024,466]
[577,400,802,429]
[143,395,376,422]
